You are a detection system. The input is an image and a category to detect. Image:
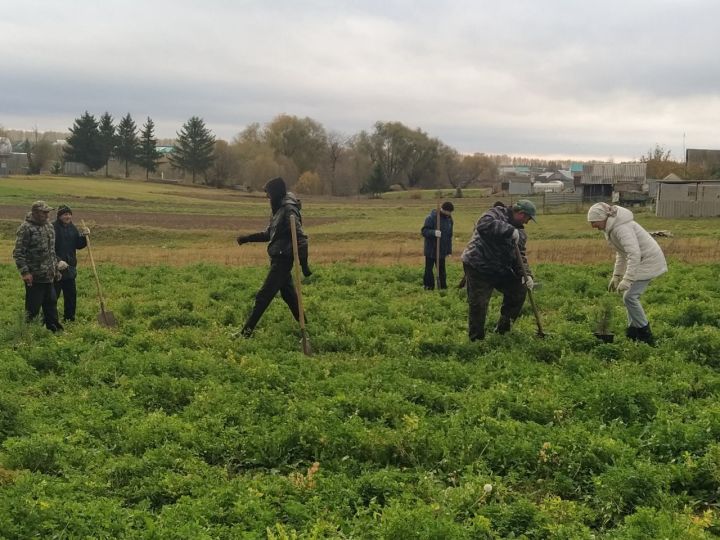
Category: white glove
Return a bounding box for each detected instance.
[522,275,534,290]
[608,275,622,292]
[80,226,90,236]
[511,229,520,243]
[617,279,632,293]
[434,230,441,238]
[57,260,69,271]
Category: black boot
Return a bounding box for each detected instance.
[495,316,512,334]
[626,326,639,341]
[636,324,655,346]
[232,325,254,339]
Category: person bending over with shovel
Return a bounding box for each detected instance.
[460,200,537,341]
[235,177,310,338]
[587,202,667,345]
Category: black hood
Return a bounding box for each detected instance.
[265,177,287,212]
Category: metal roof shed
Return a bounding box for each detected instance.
[655,177,720,218]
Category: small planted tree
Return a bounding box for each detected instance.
[594,298,615,342]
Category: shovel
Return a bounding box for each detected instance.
[514,242,545,338]
[290,215,311,356]
[82,220,117,327]
[435,200,441,290]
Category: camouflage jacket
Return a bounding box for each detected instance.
[460,205,531,279]
[13,213,58,283]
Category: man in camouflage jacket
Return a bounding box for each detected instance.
[13,201,63,332]
[460,200,537,341]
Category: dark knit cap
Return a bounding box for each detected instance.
[57,205,72,217]
[264,177,287,200]
[441,201,454,212]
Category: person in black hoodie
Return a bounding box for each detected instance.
[53,205,89,322]
[235,177,310,337]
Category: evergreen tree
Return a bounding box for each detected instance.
[362,163,387,197]
[137,117,161,180]
[169,116,215,183]
[98,112,117,177]
[64,112,104,171]
[116,113,139,178]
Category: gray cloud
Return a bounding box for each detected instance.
[2,0,719,160]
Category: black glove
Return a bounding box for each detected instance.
[236,235,247,246]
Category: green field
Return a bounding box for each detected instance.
[1,176,720,537]
[2,176,720,269]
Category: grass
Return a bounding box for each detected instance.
[1,175,719,268]
[0,261,719,537]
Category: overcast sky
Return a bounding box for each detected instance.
[2,0,719,161]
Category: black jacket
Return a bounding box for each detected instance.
[421,209,453,259]
[243,193,308,260]
[54,220,87,280]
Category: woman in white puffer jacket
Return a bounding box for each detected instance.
[587,202,667,344]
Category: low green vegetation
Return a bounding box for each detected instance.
[1,261,719,537]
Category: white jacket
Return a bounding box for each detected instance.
[605,206,667,281]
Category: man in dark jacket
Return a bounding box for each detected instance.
[235,177,310,337]
[460,200,536,341]
[421,201,454,289]
[12,200,63,332]
[54,205,89,322]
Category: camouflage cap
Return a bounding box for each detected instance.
[512,199,537,222]
[31,200,54,212]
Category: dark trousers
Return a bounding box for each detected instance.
[463,263,526,341]
[423,257,447,289]
[25,282,61,331]
[243,257,300,333]
[55,279,78,321]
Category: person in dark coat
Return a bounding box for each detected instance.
[420,201,454,289]
[235,177,309,337]
[53,205,89,322]
[460,200,537,341]
[12,200,63,332]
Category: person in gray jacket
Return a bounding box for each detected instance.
[13,200,63,332]
[460,200,536,341]
[235,177,309,337]
[588,202,667,344]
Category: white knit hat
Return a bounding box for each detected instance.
[587,202,615,222]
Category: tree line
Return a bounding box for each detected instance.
[9,118,715,194]
[55,113,505,195]
[62,112,214,182]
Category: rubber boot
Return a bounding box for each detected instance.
[495,316,512,334]
[626,326,639,341]
[636,324,655,346]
